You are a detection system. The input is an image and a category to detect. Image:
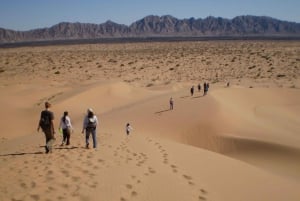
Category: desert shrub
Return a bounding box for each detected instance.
[108,59,117,63]
[54,71,60,74]
[146,83,154,87]
[277,74,286,78]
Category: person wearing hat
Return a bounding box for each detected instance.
[37,101,56,153]
[82,108,99,149]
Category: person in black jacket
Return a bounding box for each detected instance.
[37,102,56,153]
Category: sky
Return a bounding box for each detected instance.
[0,0,299,31]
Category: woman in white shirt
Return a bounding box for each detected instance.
[81,108,99,149]
[59,111,73,146]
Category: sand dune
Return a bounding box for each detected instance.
[0,41,300,201]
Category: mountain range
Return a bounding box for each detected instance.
[1,15,300,43]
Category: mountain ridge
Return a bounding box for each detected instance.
[1,15,300,43]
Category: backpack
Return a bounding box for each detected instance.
[87,116,97,129]
[39,110,52,130]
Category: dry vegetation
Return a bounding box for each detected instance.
[0,41,299,88]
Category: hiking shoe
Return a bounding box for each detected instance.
[45,146,49,154]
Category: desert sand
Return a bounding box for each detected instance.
[0,40,300,201]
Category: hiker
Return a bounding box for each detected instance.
[37,101,56,153]
[203,82,207,96]
[190,86,194,96]
[169,97,174,110]
[197,83,201,92]
[126,123,133,135]
[59,111,73,146]
[82,108,99,149]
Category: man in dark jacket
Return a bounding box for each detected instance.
[37,102,55,153]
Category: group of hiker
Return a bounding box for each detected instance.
[37,101,133,154]
[191,82,209,96]
[170,82,210,110]
[37,102,97,153]
[37,82,209,154]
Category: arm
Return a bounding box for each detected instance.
[37,122,40,132]
[37,112,42,132]
[50,112,55,134]
[51,119,55,134]
[95,116,99,127]
[58,118,62,130]
[82,116,87,133]
[67,116,73,131]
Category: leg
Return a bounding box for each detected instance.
[46,138,55,153]
[85,130,91,148]
[44,128,54,153]
[66,128,71,145]
[61,129,67,145]
[91,129,97,148]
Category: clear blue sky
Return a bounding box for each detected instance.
[1,0,299,31]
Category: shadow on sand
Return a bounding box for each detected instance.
[155,109,171,114]
[54,146,80,150]
[192,95,205,99]
[0,151,44,157]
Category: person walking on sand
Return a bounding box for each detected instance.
[203,82,207,96]
[190,86,194,96]
[82,108,98,149]
[37,101,56,153]
[59,111,73,146]
[197,83,201,92]
[126,123,133,135]
[169,97,174,110]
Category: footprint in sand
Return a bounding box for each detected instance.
[182,174,195,185]
[61,169,69,177]
[31,181,36,188]
[30,194,40,201]
[131,191,138,197]
[170,164,178,173]
[131,175,142,184]
[71,176,81,182]
[148,167,156,174]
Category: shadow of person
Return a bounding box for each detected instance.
[0,151,44,157]
[155,109,171,114]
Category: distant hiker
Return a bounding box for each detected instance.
[197,83,201,92]
[190,86,194,96]
[169,97,174,110]
[126,123,133,135]
[82,108,99,149]
[227,82,230,87]
[203,82,207,96]
[59,111,73,146]
[37,101,55,154]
